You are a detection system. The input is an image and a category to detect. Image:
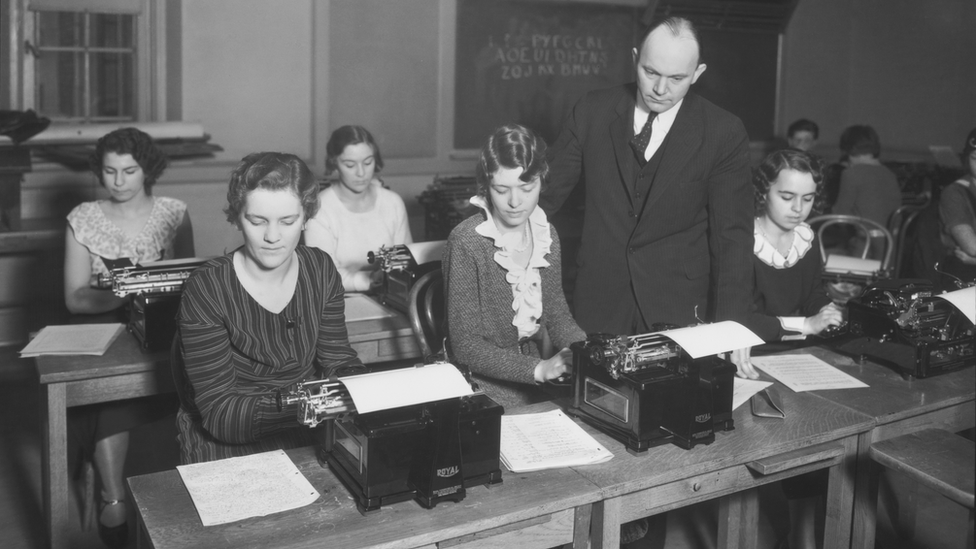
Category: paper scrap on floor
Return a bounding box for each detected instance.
[500,409,613,473]
[344,293,394,322]
[177,449,319,526]
[19,323,124,357]
[732,377,773,410]
[750,354,868,392]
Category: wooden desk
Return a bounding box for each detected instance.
[36,303,421,549]
[791,347,976,548]
[128,444,601,549]
[572,381,874,548]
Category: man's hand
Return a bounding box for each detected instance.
[729,347,759,379]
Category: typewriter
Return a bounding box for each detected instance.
[277,363,503,514]
[367,241,445,314]
[97,257,206,351]
[571,328,737,454]
[834,279,975,378]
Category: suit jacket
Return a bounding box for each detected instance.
[542,84,754,334]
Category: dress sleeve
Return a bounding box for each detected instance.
[304,202,369,292]
[444,230,539,385]
[178,267,299,444]
[390,191,414,245]
[832,170,857,216]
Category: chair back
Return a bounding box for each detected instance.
[407,269,446,361]
[888,205,924,278]
[170,331,198,415]
[807,214,895,274]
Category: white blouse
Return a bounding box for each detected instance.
[753,220,815,269]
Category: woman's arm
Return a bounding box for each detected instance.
[179,270,300,444]
[304,214,371,292]
[949,224,976,258]
[172,210,195,259]
[831,170,857,216]
[391,192,414,245]
[63,228,126,315]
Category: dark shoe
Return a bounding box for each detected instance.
[98,499,128,549]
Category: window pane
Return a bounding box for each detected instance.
[36,11,83,47]
[91,52,134,119]
[35,51,84,119]
[91,13,134,49]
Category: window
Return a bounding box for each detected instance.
[30,10,137,122]
[4,0,178,124]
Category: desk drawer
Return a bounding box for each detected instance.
[438,507,574,549]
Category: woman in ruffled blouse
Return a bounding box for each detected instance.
[733,148,843,380]
[444,124,585,408]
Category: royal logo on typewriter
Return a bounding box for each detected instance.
[436,465,460,478]
[695,413,711,424]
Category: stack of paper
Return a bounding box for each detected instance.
[19,323,124,357]
[500,409,613,473]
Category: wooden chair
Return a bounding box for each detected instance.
[868,429,975,549]
[807,214,894,303]
[407,268,445,361]
[887,205,924,278]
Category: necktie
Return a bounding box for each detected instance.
[630,112,656,166]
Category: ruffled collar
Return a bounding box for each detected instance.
[753,219,814,269]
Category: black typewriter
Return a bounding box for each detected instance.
[833,279,975,378]
[366,242,444,314]
[570,329,736,454]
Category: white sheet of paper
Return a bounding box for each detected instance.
[751,354,869,392]
[343,294,394,322]
[659,321,764,359]
[406,241,446,265]
[732,377,773,411]
[500,409,613,473]
[825,254,881,275]
[19,323,124,357]
[177,450,319,526]
[339,363,473,414]
[936,286,976,324]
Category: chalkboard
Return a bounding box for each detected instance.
[454,0,641,149]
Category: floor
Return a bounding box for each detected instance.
[0,347,970,549]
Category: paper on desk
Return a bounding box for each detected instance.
[343,294,394,322]
[177,449,319,526]
[751,354,868,392]
[500,409,613,473]
[825,254,881,275]
[19,323,124,357]
[732,377,773,410]
[659,321,764,359]
[339,363,473,413]
[406,240,446,265]
[936,286,976,324]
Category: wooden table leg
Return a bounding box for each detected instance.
[850,431,879,549]
[591,496,621,549]
[41,382,69,549]
[824,435,857,548]
[718,489,759,549]
[572,503,592,549]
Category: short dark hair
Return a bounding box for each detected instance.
[963,127,976,158]
[325,125,384,175]
[754,148,827,217]
[840,125,881,158]
[475,124,549,212]
[89,127,167,190]
[788,119,819,140]
[637,16,704,66]
[223,152,320,225]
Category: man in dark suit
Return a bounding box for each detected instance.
[542,16,754,335]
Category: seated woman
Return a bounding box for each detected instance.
[177,152,364,464]
[733,148,844,549]
[938,127,976,288]
[304,125,413,293]
[443,123,585,409]
[64,127,194,548]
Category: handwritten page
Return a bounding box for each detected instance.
[751,354,868,392]
[500,409,613,473]
[19,324,124,357]
[732,377,773,411]
[406,240,446,265]
[343,294,394,322]
[937,286,976,324]
[339,363,473,414]
[659,321,764,359]
[825,254,881,275]
[177,450,319,526]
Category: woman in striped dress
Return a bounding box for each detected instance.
[176,152,363,464]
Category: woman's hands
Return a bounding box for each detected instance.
[729,347,760,379]
[803,302,844,335]
[534,347,573,384]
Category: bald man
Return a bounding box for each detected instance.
[542,16,754,335]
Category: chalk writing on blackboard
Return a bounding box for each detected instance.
[455,0,641,149]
